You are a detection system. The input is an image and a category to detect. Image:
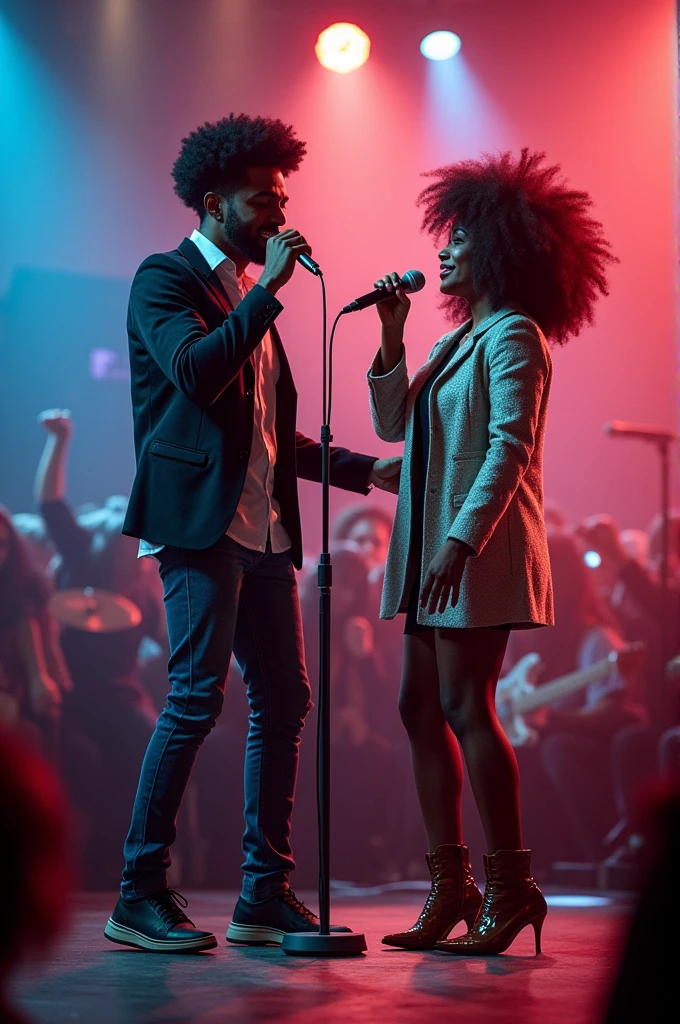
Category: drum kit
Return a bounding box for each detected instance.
[49,586,142,632]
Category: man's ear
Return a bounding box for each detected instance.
[203,192,223,222]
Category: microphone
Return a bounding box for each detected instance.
[298,252,322,276]
[603,420,678,443]
[341,270,426,313]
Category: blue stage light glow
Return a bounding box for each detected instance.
[545,895,612,908]
[420,31,462,61]
[584,550,602,569]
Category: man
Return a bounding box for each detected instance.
[104,114,400,952]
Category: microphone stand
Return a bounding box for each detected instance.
[281,279,367,957]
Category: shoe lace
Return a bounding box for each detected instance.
[417,885,439,923]
[415,869,458,926]
[148,889,192,928]
[279,889,318,923]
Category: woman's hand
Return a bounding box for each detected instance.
[420,538,474,614]
[374,272,411,330]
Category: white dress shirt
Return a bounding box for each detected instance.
[139,228,291,556]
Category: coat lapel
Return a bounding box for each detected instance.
[431,306,522,387]
[406,321,471,413]
[177,237,235,317]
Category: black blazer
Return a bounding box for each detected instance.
[122,237,375,568]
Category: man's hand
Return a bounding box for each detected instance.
[368,456,402,494]
[420,538,474,614]
[258,229,312,296]
[37,409,73,440]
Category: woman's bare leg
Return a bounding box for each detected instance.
[435,627,522,853]
[398,632,464,849]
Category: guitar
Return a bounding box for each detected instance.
[496,642,646,747]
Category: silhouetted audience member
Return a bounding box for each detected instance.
[543,498,568,535]
[10,514,55,575]
[603,780,679,1023]
[502,531,646,875]
[330,503,421,877]
[575,513,680,871]
[331,503,404,721]
[298,546,404,883]
[34,409,163,887]
[0,728,70,1024]
[330,502,393,578]
[577,514,673,711]
[579,512,680,660]
[0,508,71,758]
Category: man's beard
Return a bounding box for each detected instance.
[224,200,268,266]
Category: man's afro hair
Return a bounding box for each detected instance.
[418,148,618,345]
[172,113,306,217]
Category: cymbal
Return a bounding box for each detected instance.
[49,587,142,633]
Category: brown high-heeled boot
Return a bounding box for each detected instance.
[435,849,547,956]
[382,844,483,949]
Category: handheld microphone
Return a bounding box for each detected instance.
[341,270,426,313]
[298,252,322,276]
[603,420,678,443]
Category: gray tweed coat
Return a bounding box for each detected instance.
[367,306,554,630]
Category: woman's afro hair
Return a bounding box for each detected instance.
[172,113,306,217]
[418,148,618,345]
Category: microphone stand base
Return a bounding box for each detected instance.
[280,932,368,957]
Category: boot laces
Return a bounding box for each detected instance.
[279,889,318,923]
[416,876,454,924]
[148,889,192,928]
[416,887,439,924]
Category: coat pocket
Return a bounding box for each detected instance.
[451,452,486,499]
[452,450,488,462]
[149,440,208,466]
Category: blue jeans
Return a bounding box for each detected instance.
[121,536,313,902]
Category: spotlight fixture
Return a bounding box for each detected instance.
[420,31,462,61]
[315,22,371,74]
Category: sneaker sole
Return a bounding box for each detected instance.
[104,918,218,953]
[226,922,286,945]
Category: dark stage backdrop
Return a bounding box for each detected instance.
[1,268,133,508]
[1,0,677,546]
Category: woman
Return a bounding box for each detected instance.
[0,507,71,755]
[367,149,616,954]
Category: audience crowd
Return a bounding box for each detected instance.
[2,408,680,895]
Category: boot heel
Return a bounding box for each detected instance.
[463,911,479,930]
[532,915,545,954]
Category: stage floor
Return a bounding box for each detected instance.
[12,889,633,1024]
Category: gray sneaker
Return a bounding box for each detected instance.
[104,889,217,953]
